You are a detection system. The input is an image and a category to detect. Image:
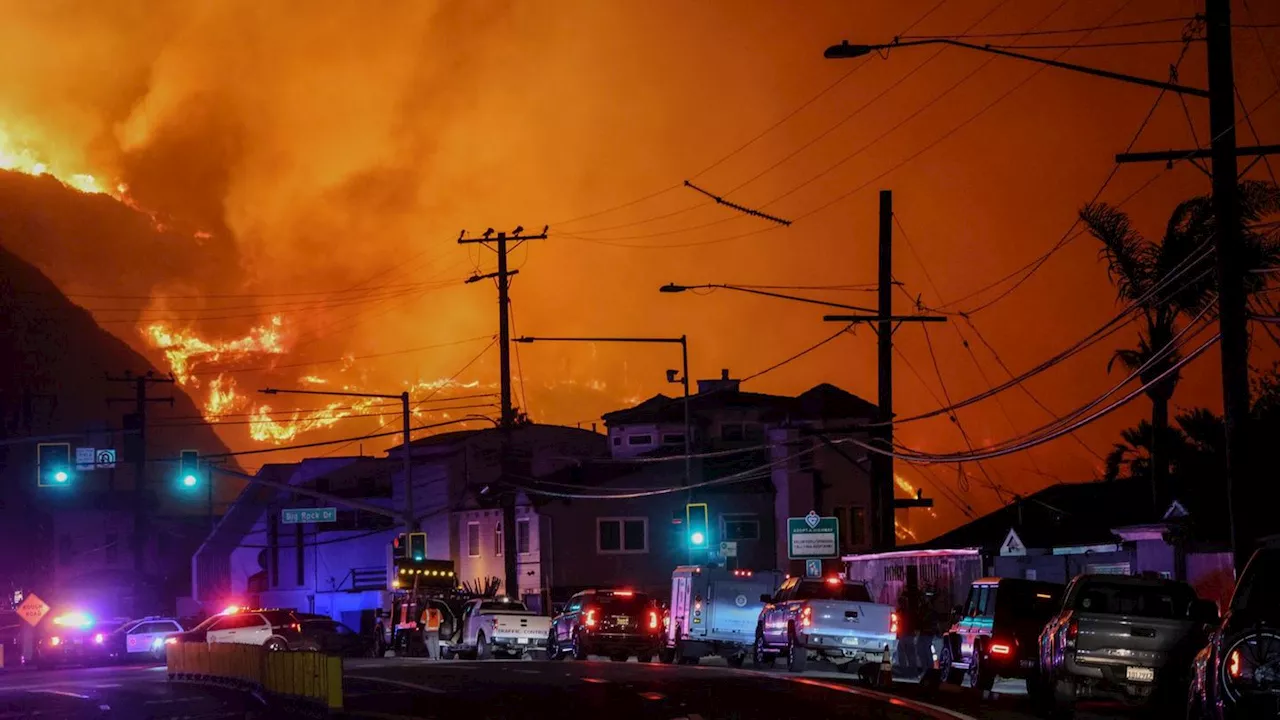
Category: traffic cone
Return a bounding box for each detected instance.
[877,646,893,687]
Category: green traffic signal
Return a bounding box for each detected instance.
[409,532,427,562]
[37,443,72,487]
[179,449,199,489]
[686,502,709,548]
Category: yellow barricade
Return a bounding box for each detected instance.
[167,642,343,711]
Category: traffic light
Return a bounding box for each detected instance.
[408,532,427,562]
[179,450,199,489]
[36,443,72,487]
[686,503,709,548]
[392,533,408,561]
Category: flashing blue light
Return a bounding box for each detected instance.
[53,470,69,483]
[182,474,198,488]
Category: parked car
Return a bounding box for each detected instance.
[935,577,1064,693]
[755,575,897,674]
[287,618,369,657]
[548,589,663,662]
[1038,573,1216,716]
[33,611,109,669]
[452,598,551,659]
[1188,545,1280,719]
[666,565,785,667]
[102,616,185,663]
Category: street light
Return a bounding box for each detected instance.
[514,335,693,486]
[260,386,417,534]
[660,283,875,312]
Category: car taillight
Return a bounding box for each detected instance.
[1228,649,1242,679]
[890,612,899,635]
[649,610,659,630]
[165,637,178,645]
[1065,619,1078,647]
[584,608,597,628]
[94,633,105,644]
[801,605,813,629]
[990,642,1012,656]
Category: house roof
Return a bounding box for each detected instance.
[390,423,605,453]
[915,478,1161,553]
[601,382,878,427]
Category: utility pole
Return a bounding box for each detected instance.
[459,226,548,599]
[106,370,174,613]
[824,191,945,551]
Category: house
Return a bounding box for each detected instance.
[517,373,882,600]
[843,478,1237,611]
[190,424,608,625]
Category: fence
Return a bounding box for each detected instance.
[167,642,343,712]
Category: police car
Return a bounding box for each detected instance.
[105,616,185,662]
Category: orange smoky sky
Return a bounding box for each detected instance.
[0,0,1277,539]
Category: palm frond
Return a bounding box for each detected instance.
[1080,202,1156,304]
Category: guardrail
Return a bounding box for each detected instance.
[167,642,343,712]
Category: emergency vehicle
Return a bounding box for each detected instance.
[665,565,785,666]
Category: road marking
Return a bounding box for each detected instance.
[638,691,665,700]
[764,675,979,720]
[33,690,90,700]
[92,683,122,688]
[347,675,446,695]
[581,677,608,684]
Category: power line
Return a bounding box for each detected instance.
[902,15,1196,39]
[741,325,853,383]
[148,403,499,429]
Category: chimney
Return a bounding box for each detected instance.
[697,368,741,395]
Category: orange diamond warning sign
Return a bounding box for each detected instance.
[17,593,49,627]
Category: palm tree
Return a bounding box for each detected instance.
[1081,180,1280,507]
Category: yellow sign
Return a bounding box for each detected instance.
[17,593,50,627]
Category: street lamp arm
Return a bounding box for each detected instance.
[660,282,875,311]
[516,335,686,345]
[825,38,1209,98]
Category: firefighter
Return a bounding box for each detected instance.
[420,602,443,660]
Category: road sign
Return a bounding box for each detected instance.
[281,507,338,524]
[805,559,823,578]
[787,510,840,559]
[719,541,737,558]
[17,593,50,627]
[75,448,117,469]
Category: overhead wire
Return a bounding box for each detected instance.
[900,15,1196,39]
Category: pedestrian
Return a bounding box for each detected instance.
[420,603,442,660]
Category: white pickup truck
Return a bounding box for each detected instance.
[756,576,898,673]
[452,598,551,659]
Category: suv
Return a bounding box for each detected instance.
[174,608,313,651]
[548,589,662,662]
[1188,546,1280,719]
[937,577,1064,693]
[1038,573,1216,716]
[104,616,185,662]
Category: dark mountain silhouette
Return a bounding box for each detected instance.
[0,239,236,597]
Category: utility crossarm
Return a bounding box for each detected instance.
[210,465,404,522]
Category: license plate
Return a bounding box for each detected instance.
[517,637,529,645]
[1126,666,1155,682]
[841,637,859,646]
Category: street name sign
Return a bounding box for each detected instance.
[787,511,839,559]
[719,541,738,558]
[281,507,338,524]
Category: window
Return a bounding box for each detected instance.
[494,521,503,557]
[661,433,685,446]
[612,436,622,447]
[467,522,481,558]
[597,517,648,554]
[517,518,531,555]
[105,533,118,566]
[721,423,745,441]
[627,434,653,446]
[744,423,764,442]
[59,535,72,567]
[1086,562,1131,576]
[722,515,760,541]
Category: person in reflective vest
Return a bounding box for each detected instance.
[420,604,443,660]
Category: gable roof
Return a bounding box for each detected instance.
[602,383,878,427]
[916,478,1159,553]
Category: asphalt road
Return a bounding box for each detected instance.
[0,662,267,719]
[340,657,974,719]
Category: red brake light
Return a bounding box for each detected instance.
[49,636,61,646]
[890,612,899,635]
[1228,649,1242,679]
[801,605,813,628]
[585,608,597,628]
[614,591,633,597]
[825,577,841,585]
[1065,619,1078,646]
[649,610,658,630]
[990,643,1012,656]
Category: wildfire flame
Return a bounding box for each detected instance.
[895,473,939,519]
[145,316,285,386]
[1,126,107,195]
[249,398,383,444]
